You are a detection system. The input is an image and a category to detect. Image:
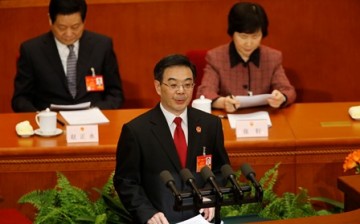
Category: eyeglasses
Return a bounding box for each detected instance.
[161,82,195,91]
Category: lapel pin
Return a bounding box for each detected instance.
[196,126,201,133]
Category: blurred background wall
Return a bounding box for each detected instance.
[1,0,359,112]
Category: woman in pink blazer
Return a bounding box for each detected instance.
[196,2,296,113]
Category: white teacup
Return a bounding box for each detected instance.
[35,108,57,134]
[192,95,212,113]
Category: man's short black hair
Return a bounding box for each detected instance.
[227,2,268,37]
[49,0,87,23]
[154,54,197,82]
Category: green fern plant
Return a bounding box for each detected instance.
[19,164,343,223]
[18,172,132,224]
[221,163,343,220]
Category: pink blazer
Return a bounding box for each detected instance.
[196,43,296,106]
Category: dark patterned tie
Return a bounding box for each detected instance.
[67,45,77,98]
[174,117,187,168]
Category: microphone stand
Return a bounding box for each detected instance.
[172,185,259,223]
[214,204,221,224]
[163,165,262,223]
[213,184,223,224]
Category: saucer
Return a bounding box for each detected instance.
[34,128,63,137]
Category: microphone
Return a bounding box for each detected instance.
[240,163,263,200]
[221,164,244,200]
[180,168,203,206]
[160,170,183,205]
[240,163,259,187]
[200,166,223,200]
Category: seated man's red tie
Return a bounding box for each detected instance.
[173,117,187,168]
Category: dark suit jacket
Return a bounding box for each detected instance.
[12,30,124,112]
[113,104,230,223]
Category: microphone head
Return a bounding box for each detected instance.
[221,164,235,179]
[160,170,174,185]
[180,168,195,183]
[200,165,214,181]
[240,163,255,179]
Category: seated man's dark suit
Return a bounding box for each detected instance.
[12,30,124,112]
[113,104,230,223]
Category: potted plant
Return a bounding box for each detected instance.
[221,163,343,220]
[18,172,132,224]
[19,163,343,223]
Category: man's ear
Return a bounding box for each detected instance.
[154,80,161,96]
[48,14,53,26]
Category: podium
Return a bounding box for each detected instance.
[249,209,360,224]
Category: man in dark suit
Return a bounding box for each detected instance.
[11,0,124,112]
[113,54,230,224]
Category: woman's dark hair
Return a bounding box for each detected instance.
[49,0,87,23]
[154,54,197,82]
[227,2,268,37]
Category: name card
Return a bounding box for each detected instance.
[236,119,268,138]
[66,125,99,143]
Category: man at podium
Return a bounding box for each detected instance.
[114,54,230,223]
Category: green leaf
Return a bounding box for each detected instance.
[310,197,344,210]
[18,165,343,223]
[17,171,133,223]
[93,188,132,222]
[221,163,343,220]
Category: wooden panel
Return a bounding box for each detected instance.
[219,107,297,196]
[0,168,114,220]
[0,0,214,8]
[338,175,360,212]
[0,0,235,112]
[295,146,352,202]
[0,108,296,220]
[1,0,360,112]
[1,103,359,220]
[283,102,360,201]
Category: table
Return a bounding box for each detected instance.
[283,102,360,201]
[1,102,360,220]
[0,109,146,220]
[0,107,297,215]
[337,175,360,211]
[216,107,296,196]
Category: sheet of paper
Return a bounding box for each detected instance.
[235,94,271,108]
[228,111,272,129]
[50,102,91,111]
[59,108,109,125]
[176,214,223,224]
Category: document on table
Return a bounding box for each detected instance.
[235,94,271,108]
[228,111,272,128]
[50,102,91,111]
[176,214,223,224]
[59,108,109,125]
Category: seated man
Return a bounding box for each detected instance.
[196,2,296,113]
[12,0,124,112]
